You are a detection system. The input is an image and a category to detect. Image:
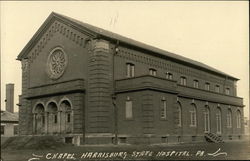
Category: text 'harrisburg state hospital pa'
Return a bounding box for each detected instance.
[17,12,245,145]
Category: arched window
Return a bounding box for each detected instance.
[237,110,241,128]
[166,72,173,80]
[190,104,197,127]
[177,102,182,127]
[180,76,187,86]
[205,82,210,91]
[216,107,222,134]
[227,109,232,128]
[193,80,199,88]
[204,106,210,132]
[215,85,220,93]
[149,68,157,76]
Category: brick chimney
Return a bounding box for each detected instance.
[5,83,14,113]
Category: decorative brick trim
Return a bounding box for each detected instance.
[28,20,88,64]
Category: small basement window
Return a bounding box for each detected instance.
[65,137,73,144]
[161,137,168,143]
[119,137,127,144]
[177,136,181,142]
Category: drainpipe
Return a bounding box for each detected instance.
[112,40,119,145]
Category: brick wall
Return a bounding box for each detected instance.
[85,39,114,134]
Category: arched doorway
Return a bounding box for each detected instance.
[59,100,72,133]
[33,103,45,134]
[204,106,210,133]
[47,102,58,134]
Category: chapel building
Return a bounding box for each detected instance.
[17,12,244,144]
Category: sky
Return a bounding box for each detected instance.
[1,1,249,118]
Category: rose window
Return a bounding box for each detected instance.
[47,47,68,79]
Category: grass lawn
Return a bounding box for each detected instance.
[1,141,250,161]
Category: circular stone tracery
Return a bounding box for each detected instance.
[47,47,68,80]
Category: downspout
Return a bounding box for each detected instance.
[112,40,119,144]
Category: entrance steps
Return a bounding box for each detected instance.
[204,132,224,143]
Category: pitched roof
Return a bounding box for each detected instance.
[1,110,19,122]
[17,12,238,80]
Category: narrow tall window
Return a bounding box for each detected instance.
[42,115,45,124]
[193,80,199,88]
[166,72,173,80]
[67,113,71,123]
[54,114,58,123]
[160,97,167,119]
[226,88,230,95]
[216,108,222,134]
[204,106,210,132]
[149,68,157,76]
[126,63,135,78]
[177,103,182,127]
[125,96,133,119]
[180,76,187,86]
[190,105,197,127]
[215,85,220,93]
[205,82,210,91]
[237,110,241,128]
[1,125,5,135]
[227,109,232,128]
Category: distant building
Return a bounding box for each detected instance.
[1,84,19,137]
[17,12,244,144]
[1,111,18,136]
